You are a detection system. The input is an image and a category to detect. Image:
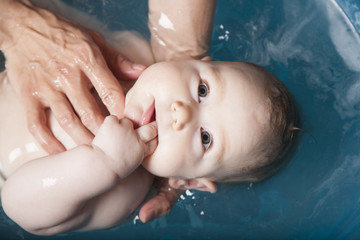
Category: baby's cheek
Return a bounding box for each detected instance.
[124,105,141,127]
[145,146,180,176]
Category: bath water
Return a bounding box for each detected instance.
[1,0,360,239]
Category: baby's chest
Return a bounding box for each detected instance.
[0,77,48,178]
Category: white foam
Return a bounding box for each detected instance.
[326,0,360,72]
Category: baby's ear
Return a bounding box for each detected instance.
[168,178,217,193]
[201,56,212,62]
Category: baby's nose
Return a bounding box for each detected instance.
[171,101,192,131]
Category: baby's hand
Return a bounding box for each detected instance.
[92,115,157,178]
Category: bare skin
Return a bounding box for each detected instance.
[1,59,273,235]
[0,0,216,224]
[148,0,217,61]
[0,0,145,154]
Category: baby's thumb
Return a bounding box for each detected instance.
[136,121,157,142]
[136,122,158,157]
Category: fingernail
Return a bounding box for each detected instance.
[132,63,146,71]
[54,147,65,154]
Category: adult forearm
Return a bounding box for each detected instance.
[148,0,217,61]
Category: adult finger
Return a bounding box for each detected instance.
[64,83,105,135]
[139,178,183,223]
[25,99,66,154]
[80,50,125,119]
[88,30,145,80]
[115,55,146,80]
[49,93,94,145]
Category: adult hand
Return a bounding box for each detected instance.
[139,177,182,223]
[0,0,145,154]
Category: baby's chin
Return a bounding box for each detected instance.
[141,155,155,174]
[141,152,169,177]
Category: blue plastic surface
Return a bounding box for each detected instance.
[1,0,360,239]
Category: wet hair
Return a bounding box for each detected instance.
[217,63,297,183]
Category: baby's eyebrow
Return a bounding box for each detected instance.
[214,127,226,164]
[210,66,225,101]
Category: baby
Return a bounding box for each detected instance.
[0,57,295,236]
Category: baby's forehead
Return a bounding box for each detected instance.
[214,62,269,99]
[209,79,271,167]
[215,61,269,82]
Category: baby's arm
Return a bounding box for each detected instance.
[92,116,157,178]
[1,116,157,235]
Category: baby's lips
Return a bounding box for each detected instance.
[140,101,155,127]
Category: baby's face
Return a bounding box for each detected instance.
[124,60,271,180]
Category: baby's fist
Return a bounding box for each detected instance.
[92,116,157,178]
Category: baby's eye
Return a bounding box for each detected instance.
[198,81,209,102]
[201,128,212,150]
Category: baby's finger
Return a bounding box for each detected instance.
[144,138,158,157]
[25,100,66,154]
[91,115,119,152]
[136,122,158,143]
[102,115,120,126]
[49,94,94,145]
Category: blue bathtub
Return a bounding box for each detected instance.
[1,0,360,239]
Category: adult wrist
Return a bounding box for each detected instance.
[151,40,208,61]
[147,0,214,62]
[148,24,209,61]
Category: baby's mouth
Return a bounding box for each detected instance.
[139,100,156,127]
[151,109,156,122]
